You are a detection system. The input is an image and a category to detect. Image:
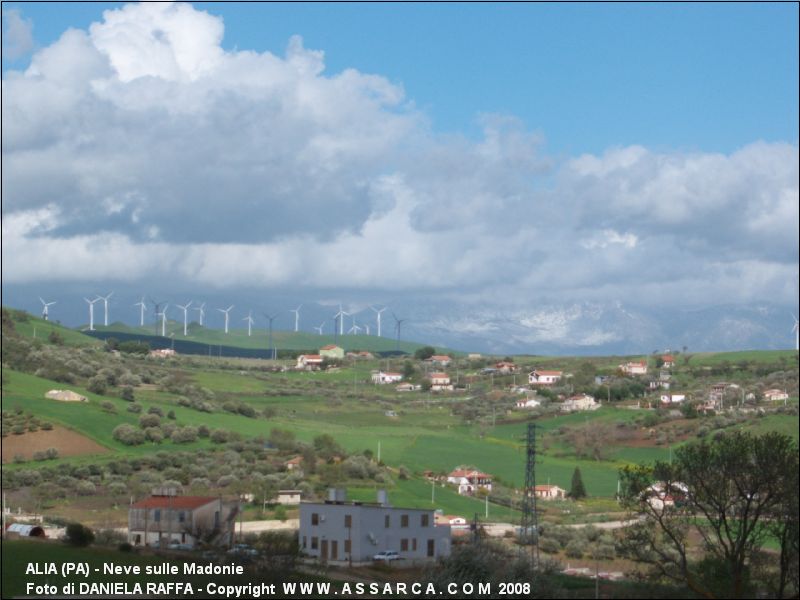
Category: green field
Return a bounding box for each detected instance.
[12,315,100,347]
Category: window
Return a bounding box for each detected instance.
[401,514,409,528]
[344,514,352,528]
[412,538,417,551]
[311,513,319,526]
[311,537,318,550]
[303,536,307,549]
[344,539,351,553]
[427,539,435,557]
[421,514,429,527]
[178,512,186,523]
[401,539,408,551]
[385,515,390,528]
[154,509,161,522]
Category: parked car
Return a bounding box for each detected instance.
[227,544,258,557]
[167,541,193,551]
[373,550,400,562]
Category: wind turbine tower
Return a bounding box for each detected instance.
[793,314,799,352]
[314,322,325,336]
[371,306,387,337]
[134,297,147,327]
[194,302,206,327]
[392,313,407,352]
[39,298,56,321]
[100,292,114,326]
[157,304,169,337]
[263,313,278,360]
[217,305,234,334]
[348,315,362,335]
[176,301,193,336]
[291,304,302,332]
[84,297,101,331]
[243,311,255,337]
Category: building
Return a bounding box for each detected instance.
[299,489,451,565]
[434,515,468,529]
[619,361,648,376]
[561,394,599,412]
[128,493,236,548]
[532,485,567,500]
[396,383,421,392]
[371,371,404,384]
[5,523,46,538]
[661,355,675,368]
[446,469,492,496]
[763,389,789,402]
[516,397,541,409]
[428,373,453,391]
[426,355,452,367]
[285,456,303,471]
[275,490,302,505]
[660,393,686,404]
[495,361,518,374]
[528,370,563,386]
[320,345,345,359]
[296,354,324,370]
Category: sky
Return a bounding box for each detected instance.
[2,2,799,341]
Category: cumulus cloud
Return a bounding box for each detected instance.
[2,2,798,312]
[2,8,34,60]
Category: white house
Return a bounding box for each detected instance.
[660,393,686,404]
[516,397,541,409]
[446,469,492,496]
[532,485,567,500]
[661,355,675,368]
[149,348,177,358]
[426,355,452,367]
[296,354,324,370]
[371,371,404,384]
[620,361,648,376]
[275,490,302,505]
[528,370,563,386]
[763,389,789,402]
[644,482,688,512]
[435,515,469,529]
[561,394,599,412]
[396,383,421,392]
[428,373,453,391]
[299,489,451,565]
[495,362,518,374]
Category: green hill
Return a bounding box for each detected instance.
[3,309,100,347]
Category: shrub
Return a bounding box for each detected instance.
[147,406,164,417]
[45,447,59,459]
[145,427,164,443]
[210,429,229,444]
[33,451,48,461]
[539,537,561,554]
[274,505,287,522]
[167,410,176,420]
[564,540,584,558]
[118,542,134,552]
[87,376,107,395]
[120,387,135,402]
[100,400,116,413]
[94,528,127,547]
[139,414,161,429]
[64,523,95,547]
[76,481,96,496]
[41,422,54,431]
[112,424,145,446]
[198,425,210,438]
[48,331,64,345]
[127,403,143,414]
[171,426,198,444]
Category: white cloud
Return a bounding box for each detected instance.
[2,8,34,60]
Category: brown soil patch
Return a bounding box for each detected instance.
[2,426,108,462]
[625,418,700,448]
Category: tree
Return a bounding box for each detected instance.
[619,431,799,599]
[414,346,436,360]
[569,467,587,499]
[64,523,95,547]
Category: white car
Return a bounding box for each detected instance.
[373,550,400,562]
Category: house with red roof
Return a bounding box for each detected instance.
[425,355,452,367]
[619,360,648,376]
[528,369,563,386]
[661,355,675,368]
[428,373,453,391]
[446,469,492,496]
[297,354,324,370]
[319,345,344,359]
[128,493,237,548]
[532,484,567,500]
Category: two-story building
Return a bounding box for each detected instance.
[128,493,236,548]
[299,489,451,565]
[619,361,648,376]
[428,373,453,391]
[528,370,563,386]
[425,355,452,367]
[446,469,493,496]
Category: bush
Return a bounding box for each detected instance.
[145,427,164,443]
[118,542,134,552]
[95,528,127,547]
[171,426,198,444]
[112,424,145,446]
[198,425,210,438]
[210,429,229,444]
[76,481,96,496]
[64,523,94,547]
[167,410,176,420]
[564,540,584,558]
[274,505,287,522]
[100,400,116,413]
[45,447,59,459]
[139,414,161,429]
[87,376,107,395]
[120,387,135,402]
[48,331,64,345]
[127,403,143,414]
[147,406,164,417]
[539,537,561,554]
[41,422,54,431]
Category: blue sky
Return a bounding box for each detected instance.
[2,2,798,350]
[4,2,798,154]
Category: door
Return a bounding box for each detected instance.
[331,540,338,560]
[321,540,328,562]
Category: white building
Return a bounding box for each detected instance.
[660,393,686,404]
[371,371,404,384]
[620,361,648,376]
[275,490,302,505]
[446,469,492,496]
[528,370,563,386]
[128,494,236,548]
[561,394,599,412]
[296,354,324,370]
[516,397,541,409]
[299,490,451,565]
[763,389,789,402]
[532,485,567,500]
[428,373,453,391]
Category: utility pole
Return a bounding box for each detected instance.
[519,422,541,567]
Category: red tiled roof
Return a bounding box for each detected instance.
[429,373,450,379]
[320,345,340,350]
[301,354,323,360]
[534,485,562,491]
[131,496,217,510]
[662,355,675,362]
[448,469,491,479]
[431,355,451,360]
[533,370,562,376]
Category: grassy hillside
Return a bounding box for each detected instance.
[7,312,100,347]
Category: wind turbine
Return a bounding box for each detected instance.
[392,313,407,351]
[793,314,799,352]
[290,304,302,332]
[243,311,255,337]
[334,304,348,336]
[84,297,101,331]
[157,304,169,337]
[217,305,234,334]
[194,302,206,327]
[39,298,56,321]
[99,291,114,326]
[176,301,193,336]
[371,306,387,337]
[348,314,362,335]
[149,298,166,336]
[262,312,279,359]
[133,297,147,327]
[314,322,325,336]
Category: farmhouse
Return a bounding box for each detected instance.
[149,348,176,358]
[320,345,345,359]
[516,397,541,409]
[396,383,421,392]
[532,485,567,500]
[275,490,302,505]
[299,489,451,565]
[661,355,675,368]
[495,361,518,374]
[371,371,404,384]
[428,373,453,391]
[660,393,686,404]
[561,394,599,412]
[296,354,324,370]
[763,389,789,402]
[284,456,303,471]
[446,469,492,496]
[426,355,452,367]
[128,493,236,548]
[619,360,648,376]
[528,370,563,386]
[644,482,688,512]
